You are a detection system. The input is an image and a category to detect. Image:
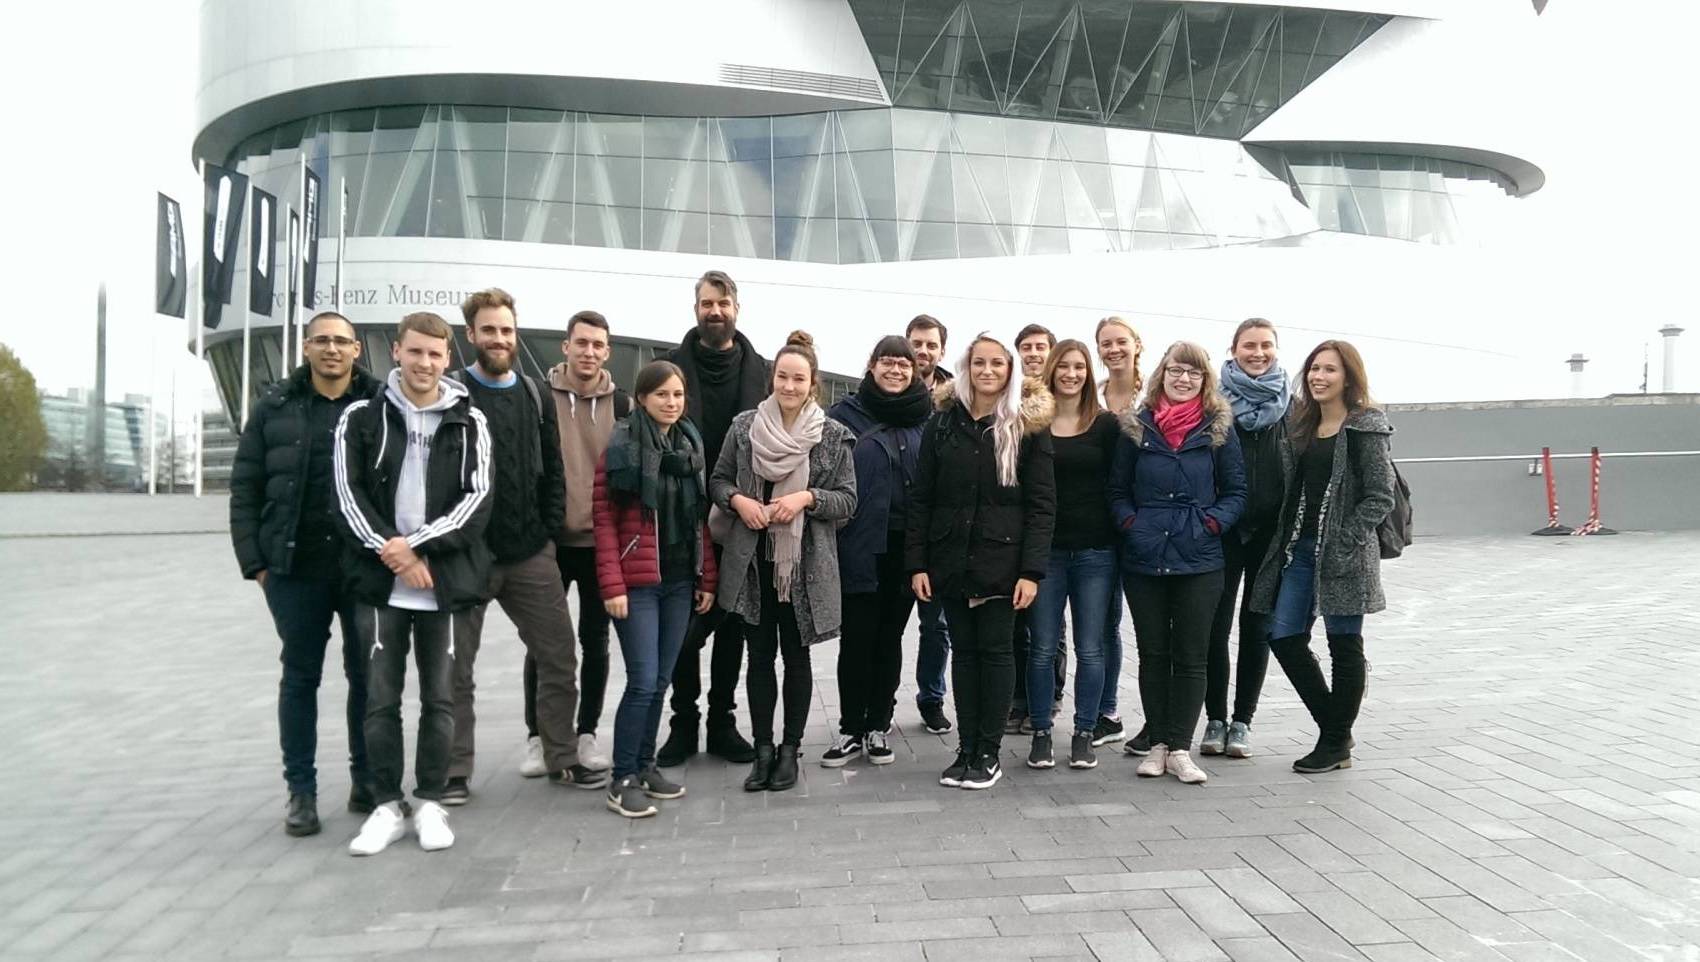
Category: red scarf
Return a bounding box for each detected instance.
[1154,394,1205,451]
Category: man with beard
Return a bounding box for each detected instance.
[655,270,767,767]
[907,315,952,391]
[905,314,955,736]
[445,288,606,806]
[230,311,381,837]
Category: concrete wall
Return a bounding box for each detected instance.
[1386,394,1700,535]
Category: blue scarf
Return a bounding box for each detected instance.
[1219,360,1290,432]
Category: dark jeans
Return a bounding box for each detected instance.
[1028,548,1116,733]
[838,533,914,735]
[941,597,1016,756]
[670,543,744,730]
[612,580,694,779]
[360,604,466,804]
[1125,570,1224,752]
[746,559,812,747]
[525,544,610,737]
[1205,529,1275,725]
[263,571,368,796]
[455,543,580,777]
[914,598,952,707]
[1102,587,1124,719]
[1270,537,1365,638]
[1010,610,1066,712]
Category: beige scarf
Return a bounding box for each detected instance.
[749,395,823,601]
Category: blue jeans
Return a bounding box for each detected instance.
[1101,588,1124,719]
[1270,537,1364,638]
[1028,548,1115,733]
[914,598,951,707]
[612,580,694,779]
[263,571,368,797]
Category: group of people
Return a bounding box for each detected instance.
[229,269,1397,857]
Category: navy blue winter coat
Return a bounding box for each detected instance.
[827,392,925,595]
[1107,404,1247,577]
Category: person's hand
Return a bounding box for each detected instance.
[605,595,629,619]
[380,536,420,574]
[732,493,769,530]
[911,572,932,602]
[255,570,269,589]
[768,490,814,524]
[398,560,434,590]
[694,590,715,614]
[1012,577,1039,610]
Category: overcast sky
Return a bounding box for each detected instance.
[0,0,1694,424]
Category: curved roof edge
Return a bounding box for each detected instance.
[1246,138,1544,196]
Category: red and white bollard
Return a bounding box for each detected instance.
[1531,446,1573,536]
[1570,447,1618,536]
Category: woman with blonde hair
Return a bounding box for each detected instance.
[1089,316,1144,751]
[908,333,1055,790]
[1107,341,1246,785]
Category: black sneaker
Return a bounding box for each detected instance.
[441,777,471,806]
[549,765,610,789]
[939,748,972,787]
[606,774,657,818]
[919,702,953,735]
[1026,731,1055,769]
[961,753,1003,790]
[820,733,862,768]
[1090,715,1125,747]
[637,766,685,800]
[284,793,320,837]
[656,720,698,768]
[1069,733,1098,769]
[863,729,895,765]
[1122,724,1152,757]
[706,724,757,764]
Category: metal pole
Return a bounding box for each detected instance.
[146,347,156,495]
[240,191,253,429]
[298,154,307,366]
[336,176,346,315]
[194,160,205,499]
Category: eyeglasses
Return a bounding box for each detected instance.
[1164,365,1204,381]
[874,357,913,371]
[305,335,357,348]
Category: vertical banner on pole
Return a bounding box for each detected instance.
[301,163,322,309]
[336,178,347,315]
[155,194,187,318]
[201,163,248,332]
[287,207,300,366]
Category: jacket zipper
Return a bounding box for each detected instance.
[620,534,640,560]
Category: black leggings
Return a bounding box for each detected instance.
[1126,570,1223,752]
[837,531,915,735]
[941,597,1016,756]
[1204,529,1274,726]
[746,558,812,747]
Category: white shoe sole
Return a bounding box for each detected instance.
[865,752,895,766]
[348,825,405,856]
[417,832,454,852]
[961,769,1003,790]
[1199,743,1225,756]
[1069,758,1098,769]
[1091,732,1125,747]
[819,751,858,769]
[519,765,546,778]
[1225,746,1252,759]
[1026,757,1054,769]
[606,796,658,818]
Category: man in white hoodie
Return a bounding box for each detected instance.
[334,312,494,856]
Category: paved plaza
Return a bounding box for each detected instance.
[3,494,1698,961]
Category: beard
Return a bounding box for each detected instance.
[696,317,734,348]
[476,345,513,375]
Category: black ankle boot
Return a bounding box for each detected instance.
[743,744,775,792]
[657,717,699,768]
[1269,634,1330,729]
[768,744,800,791]
[1293,736,1353,774]
[706,718,757,764]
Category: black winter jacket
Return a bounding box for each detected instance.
[1234,404,1290,541]
[905,378,1057,600]
[229,364,382,579]
[333,382,495,611]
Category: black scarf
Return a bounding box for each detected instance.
[605,408,705,551]
[857,373,932,428]
[692,334,739,386]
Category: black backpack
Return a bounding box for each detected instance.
[1377,463,1414,559]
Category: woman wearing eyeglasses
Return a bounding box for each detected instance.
[1107,342,1246,785]
[822,336,934,769]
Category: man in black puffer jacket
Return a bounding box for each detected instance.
[229,311,382,839]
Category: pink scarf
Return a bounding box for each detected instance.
[1154,394,1205,451]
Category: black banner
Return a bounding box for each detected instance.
[287,209,300,312]
[201,163,249,329]
[249,188,276,315]
[155,193,186,318]
[301,166,321,309]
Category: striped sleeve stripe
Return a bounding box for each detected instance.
[407,404,493,549]
[333,400,388,552]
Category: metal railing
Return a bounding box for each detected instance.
[1395,450,1700,464]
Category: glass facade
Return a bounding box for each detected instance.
[848,1,1389,138]
[1257,148,1516,245]
[38,394,156,490]
[229,105,1320,262]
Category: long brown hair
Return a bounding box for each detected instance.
[1139,341,1229,427]
[1042,339,1102,424]
[1291,339,1375,453]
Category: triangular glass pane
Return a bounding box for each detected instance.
[1278,11,1325,102]
[1057,11,1105,124]
[1185,6,1234,116]
[849,149,897,223]
[894,5,965,109]
[426,147,465,238]
[894,148,953,224]
[1110,9,1181,130]
[1006,11,1074,118]
[1031,156,1067,228]
[965,0,1025,107]
[1201,11,1277,137]
[1132,138,1166,233]
[950,151,999,229]
[953,6,1004,114]
[1154,14,1198,133]
[966,153,1012,227]
[1079,2,1134,119]
[1006,156,1044,229]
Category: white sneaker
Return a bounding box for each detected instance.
[348,802,406,856]
[519,735,546,778]
[1166,749,1208,785]
[1136,744,1169,778]
[577,732,611,771]
[414,801,455,852]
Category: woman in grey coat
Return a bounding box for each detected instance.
[1250,339,1395,775]
[710,331,857,792]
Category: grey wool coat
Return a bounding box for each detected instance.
[710,409,858,646]
[1249,406,1396,618]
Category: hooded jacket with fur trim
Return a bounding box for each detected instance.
[1107,401,1247,577]
[904,376,1057,599]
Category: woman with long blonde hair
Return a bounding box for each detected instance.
[1107,341,1246,785]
